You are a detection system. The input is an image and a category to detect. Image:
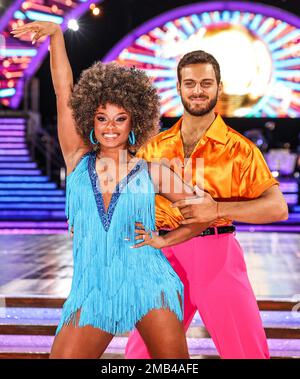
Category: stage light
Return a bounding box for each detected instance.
[0,48,37,57]
[90,3,96,10]
[22,2,29,10]
[0,88,16,98]
[14,11,26,20]
[272,171,280,178]
[92,7,100,16]
[68,19,79,31]
[26,11,63,24]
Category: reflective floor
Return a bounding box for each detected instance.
[0,232,299,299]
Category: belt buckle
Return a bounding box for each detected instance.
[200,227,214,237]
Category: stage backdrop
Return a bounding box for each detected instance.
[1,1,300,117]
[104,1,300,118]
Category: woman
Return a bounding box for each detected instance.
[12,22,209,359]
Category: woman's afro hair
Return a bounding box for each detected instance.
[69,61,161,151]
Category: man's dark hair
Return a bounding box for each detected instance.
[177,50,221,84]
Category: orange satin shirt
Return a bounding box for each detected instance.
[136,114,279,229]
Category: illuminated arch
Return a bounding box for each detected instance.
[104,2,300,118]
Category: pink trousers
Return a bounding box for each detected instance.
[125,232,270,359]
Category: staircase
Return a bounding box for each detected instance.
[0,297,299,359]
[0,117,67,234]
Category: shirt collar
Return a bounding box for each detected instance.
[205,114,228,145]
[160,113,228,145]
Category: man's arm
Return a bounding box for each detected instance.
[149,162,211,246]
[173,184,288,225]
[218,185,288,223]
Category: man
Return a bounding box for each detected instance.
[125,50,288,359]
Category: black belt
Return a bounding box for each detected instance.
[159,225,236,237]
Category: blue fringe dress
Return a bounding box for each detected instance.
[55,152,183,335]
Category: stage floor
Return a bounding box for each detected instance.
[0,232,299,299]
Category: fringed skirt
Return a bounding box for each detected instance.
[55,245,183,335]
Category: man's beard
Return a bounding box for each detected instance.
[181,92,218,117]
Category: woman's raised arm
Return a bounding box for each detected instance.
[11,22,89,172]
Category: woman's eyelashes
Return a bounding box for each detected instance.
[96,116,128,123]
[117,116,128,122]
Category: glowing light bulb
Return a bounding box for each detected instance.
[92,7,100,16]
[68,19,79,31]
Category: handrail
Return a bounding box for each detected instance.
[26,111,66,187]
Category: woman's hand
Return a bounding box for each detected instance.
[131,222,166,249]
[10,21,60,44]
[67,220,74,238]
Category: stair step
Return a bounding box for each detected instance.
[0,149,29,155]
[279,182,299,193]
[0,138,26,143]
[188,338,300,358]
[0,204,65,210]
[0,126,25,131]
[0,170,41,175]
[0,131,25,137]
[0,183,57,189]
[0,325,299,340]
[0,144,26,149]
[0,309,298,338]
[237,225,300,233]
[0,156,31,162]
[1,297,298,311]
[0,176,49,183]
[191,311,300,329]
[0,335,298,358]
[0,352,123,359]
[0,119,26,124]
[0,196,65,202]
[0,229,67,234]
[0,308,298,328]
[0,221,67,228]
[0,163,37,169]
[0,210,66,219]
[0,190,64,196]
